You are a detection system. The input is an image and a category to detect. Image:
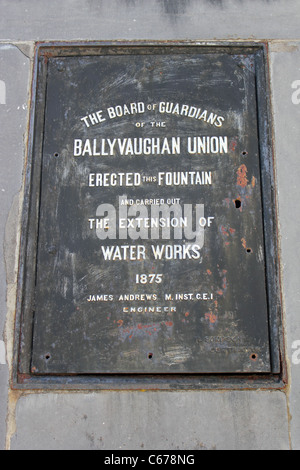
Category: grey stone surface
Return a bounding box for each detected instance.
[0,0,299,42]
[270,42,300,450]
[10,391,289,450]
[0,43,30,450]
[0,0,300,452]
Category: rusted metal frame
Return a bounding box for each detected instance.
[15,373,284,391]
[12,40,285,390]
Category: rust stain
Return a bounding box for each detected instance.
[241,237,252,253]
[221,225,229,237]
[236,164,248,188]
[221,226,235,246]
[251,176,256,188]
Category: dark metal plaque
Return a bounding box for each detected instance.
[28,46,273,375]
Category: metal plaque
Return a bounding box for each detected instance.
[26,46,274,375]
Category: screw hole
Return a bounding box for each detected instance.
[235,199,241,209]
[45,354,51,361]
[250,353,258,361]
[247,248,252,253]
[54,152,59,158]
[148,353,153,360]
[242,151,248,156]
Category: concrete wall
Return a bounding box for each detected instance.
[0,0,300,450]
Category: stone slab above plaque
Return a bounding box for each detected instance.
[15,44,283,384]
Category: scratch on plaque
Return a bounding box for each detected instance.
[164,345,192,364]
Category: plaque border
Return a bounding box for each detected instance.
[12,41,286,390]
